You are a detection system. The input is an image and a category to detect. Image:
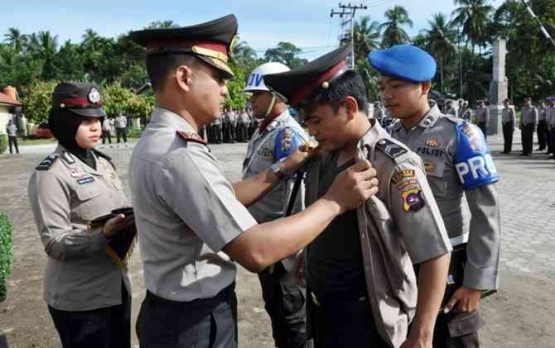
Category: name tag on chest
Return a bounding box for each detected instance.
[77,176,95,185]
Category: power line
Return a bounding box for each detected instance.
[520,0,555,48]
[330,3,368,68]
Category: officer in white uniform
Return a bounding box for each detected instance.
[243,62,310,348]
[369,44,501,348]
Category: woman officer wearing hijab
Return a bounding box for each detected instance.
[28,82,133,348]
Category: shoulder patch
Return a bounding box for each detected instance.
[376,138,407,159]
[176,130,207,146]
[36,155,59,171]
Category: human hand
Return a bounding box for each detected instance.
[280,143,318,176]
[444,286,482,314]
[102,213,135,238]
[323,160,379,213]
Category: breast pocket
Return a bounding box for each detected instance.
[74,186,103,220]
[422,157,448,198]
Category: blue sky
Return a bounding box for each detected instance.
[1,0,504,59]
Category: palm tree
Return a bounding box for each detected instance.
[353,16,381,61]
[231,39,257,68]
[37,31,59,79]
[451,0,494,53]
[421,13,458,93]
[146,20,180,29]
[82,29,101,50]
[380,6,413,48]
[4,27,27,52]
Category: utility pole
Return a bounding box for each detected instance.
[330,2,367,68]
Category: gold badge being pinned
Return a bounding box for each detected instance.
[426,138,439,147]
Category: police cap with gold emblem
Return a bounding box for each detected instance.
[263,44,351,108]
[130,14,238,79]
[52,82,106,118]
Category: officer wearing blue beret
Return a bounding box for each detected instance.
[368,44,501,348]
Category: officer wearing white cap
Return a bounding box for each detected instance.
[243,62,310,348]
[368,44,501,348]
[265,44,451,348]
[128,15,379,348]
[28,82,134,348]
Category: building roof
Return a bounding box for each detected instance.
[0,92,22,106]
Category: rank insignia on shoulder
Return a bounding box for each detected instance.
[401,187,425,212]
[176,130,207,145]
[376,139,407,159]
[36,155,59,171]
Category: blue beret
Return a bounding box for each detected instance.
[367,45,436,82]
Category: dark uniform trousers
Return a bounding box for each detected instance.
[521,124,535,155]
[8,136,19,154]
[136,284,237,348]
[213,124,222,144]
[236,123,248,142]
[116,127,128,144]
[101,131,112,145]
[432,311,484,348]
[259,262,308,348]
[477,123,487,140]
[549,128,555,156]
[537,120,548,150]
[307,291,388,348]
[48,284,131,348]
[502,122,514,153]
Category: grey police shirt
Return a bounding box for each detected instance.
[391,107,501,290]
[502,106,516,125]
[28,145,130,311]
[129,108,257,302]
[242,110,308,270]
[521,106,538,126]
[474,106,490,124]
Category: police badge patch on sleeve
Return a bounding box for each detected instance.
[401,187,425,212]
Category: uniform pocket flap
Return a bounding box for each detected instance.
[447,311,485,337]
[76,187,101,201]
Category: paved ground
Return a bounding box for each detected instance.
[0,131,554,348]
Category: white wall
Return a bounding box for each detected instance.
[0,106,13,135]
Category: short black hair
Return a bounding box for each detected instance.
[304,70,368,116]
[146,53,198,92]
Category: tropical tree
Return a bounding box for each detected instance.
[421,13,458,93]
[146,20,180,29]
[37,31,59,80]
[451,0,494,52]
[264,42,307,68]
[231,39,258,69]
[4,28,27,53]
[21,80,58,124]
[380,6,413,47]
[353,16,381,61]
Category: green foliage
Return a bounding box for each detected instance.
[0,134,7,154]
[225,63,248,109]
[0,213,13,302]
[21,80,57,124]
[102,82,154,119]
[264,42,308,69]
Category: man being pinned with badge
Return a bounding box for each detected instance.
[368,44,501,348]
[264,44,451,348]
[242,62,310,348]
[128,15,380,348]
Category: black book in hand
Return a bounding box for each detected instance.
[89,207,137,269]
